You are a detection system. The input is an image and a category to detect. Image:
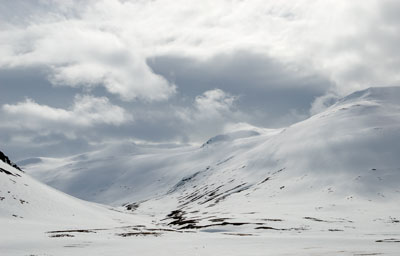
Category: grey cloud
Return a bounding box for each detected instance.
[2,0,400,161]
[106,89,241,144]
[0,0,91,26]
[380,0,400,25]
[2,95,132,129]
[0,129,95,160]
[0,67,79,107]
[148,51,333,127]
[1,50,334,161]
[0,4,176,102]
[325,0,400,92]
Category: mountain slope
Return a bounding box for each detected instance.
[3,86,400,255]
[18,86,400,238]
[130,86,400,232]
[24,87,400,208]
[0,150,178,255]
[0,149,160,249]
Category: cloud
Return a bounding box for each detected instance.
[1,95,132,133]
[312,0,400,94]
[0,94,132,158]
[194,89,236,119]
[2,0,400,103]
[0,5,176,101]
[1,0,400,159]
[309,92,340,115]
[173,89,242,142]
[148,51,332,126]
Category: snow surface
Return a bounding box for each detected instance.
[2,86,400,255]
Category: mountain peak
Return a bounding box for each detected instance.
[340,86,400,104]
[0,150,22,172]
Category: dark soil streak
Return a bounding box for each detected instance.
[117,232,161,237]
[47,229,97,234]
[0,168,20,177]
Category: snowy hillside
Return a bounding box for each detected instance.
[0,151,168,255]
[25,87,400,207]
[3,86,400,255]
[128,86,400,238]
[1,155,121,223]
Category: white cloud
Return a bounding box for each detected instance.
[174,89,241,142]
[1,95,132,133]
[1,22,176,101]
[1,0,400,103]
[194,89,236,119]
[310,92,340,115]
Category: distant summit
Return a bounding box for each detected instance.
[201,130,260,147]
[339,86,400,105]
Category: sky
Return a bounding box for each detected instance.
[1,0,400,160]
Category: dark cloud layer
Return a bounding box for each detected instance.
[148,51,332,126]
[0,67,79,107]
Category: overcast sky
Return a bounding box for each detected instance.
[1,0,400,160]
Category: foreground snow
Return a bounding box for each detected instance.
[2,87,400,255]
[3,220,400,256]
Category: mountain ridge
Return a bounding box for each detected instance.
[22,86,400,205]
[1,86,400,255]
[0,150,22,172]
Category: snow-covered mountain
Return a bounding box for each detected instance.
[3,86,400,255]
[0,150,164,255]
[0,150,140,224]
[25,87,400,206]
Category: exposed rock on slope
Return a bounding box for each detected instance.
[2,87,400,256]
[0,150,22,171]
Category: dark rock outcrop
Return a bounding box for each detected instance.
[0,150,22,171]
